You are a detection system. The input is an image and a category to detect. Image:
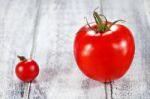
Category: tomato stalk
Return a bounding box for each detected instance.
[85,9,125,33]
[17,55,27,61]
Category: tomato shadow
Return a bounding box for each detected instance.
[33,67,59,83]
[30,68,59,98]
[81,78,104,90]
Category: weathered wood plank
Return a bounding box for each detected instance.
[102,0,150,98]
[0,0,149,98]
[0,0,42,98]
[29,0,107,99]
[144,0,150,27]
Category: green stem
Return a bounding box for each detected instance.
[85,8,125,34]
[93,11,104,32]
[84,17,96,31]
[107,20,125,31]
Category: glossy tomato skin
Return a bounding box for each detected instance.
[16,60,39,82]
[74,23,135,82]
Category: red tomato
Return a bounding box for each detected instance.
[74,12,135,82]
[15,56,39,82]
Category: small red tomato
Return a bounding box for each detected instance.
[15,56,39,82]
[74,10,135,82]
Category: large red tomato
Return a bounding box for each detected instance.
[74,11,135,82]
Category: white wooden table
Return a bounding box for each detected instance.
[0,0,150,98]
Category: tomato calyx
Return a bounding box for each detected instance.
[85,8,125,33]
[17,55,27,61]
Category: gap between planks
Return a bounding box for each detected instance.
[22,0,114,98]
[22,0,41,99]
[100,0,113,99]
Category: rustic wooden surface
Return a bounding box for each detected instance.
[0,0,150,99]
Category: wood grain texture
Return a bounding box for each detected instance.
[29,0,106,99]
[0,0,44,98]
[144,0,150,27]
[102,0,150,98]
[0,0,150,99]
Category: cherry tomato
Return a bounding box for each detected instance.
[15,56,39,82]
[74,11,135,82]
